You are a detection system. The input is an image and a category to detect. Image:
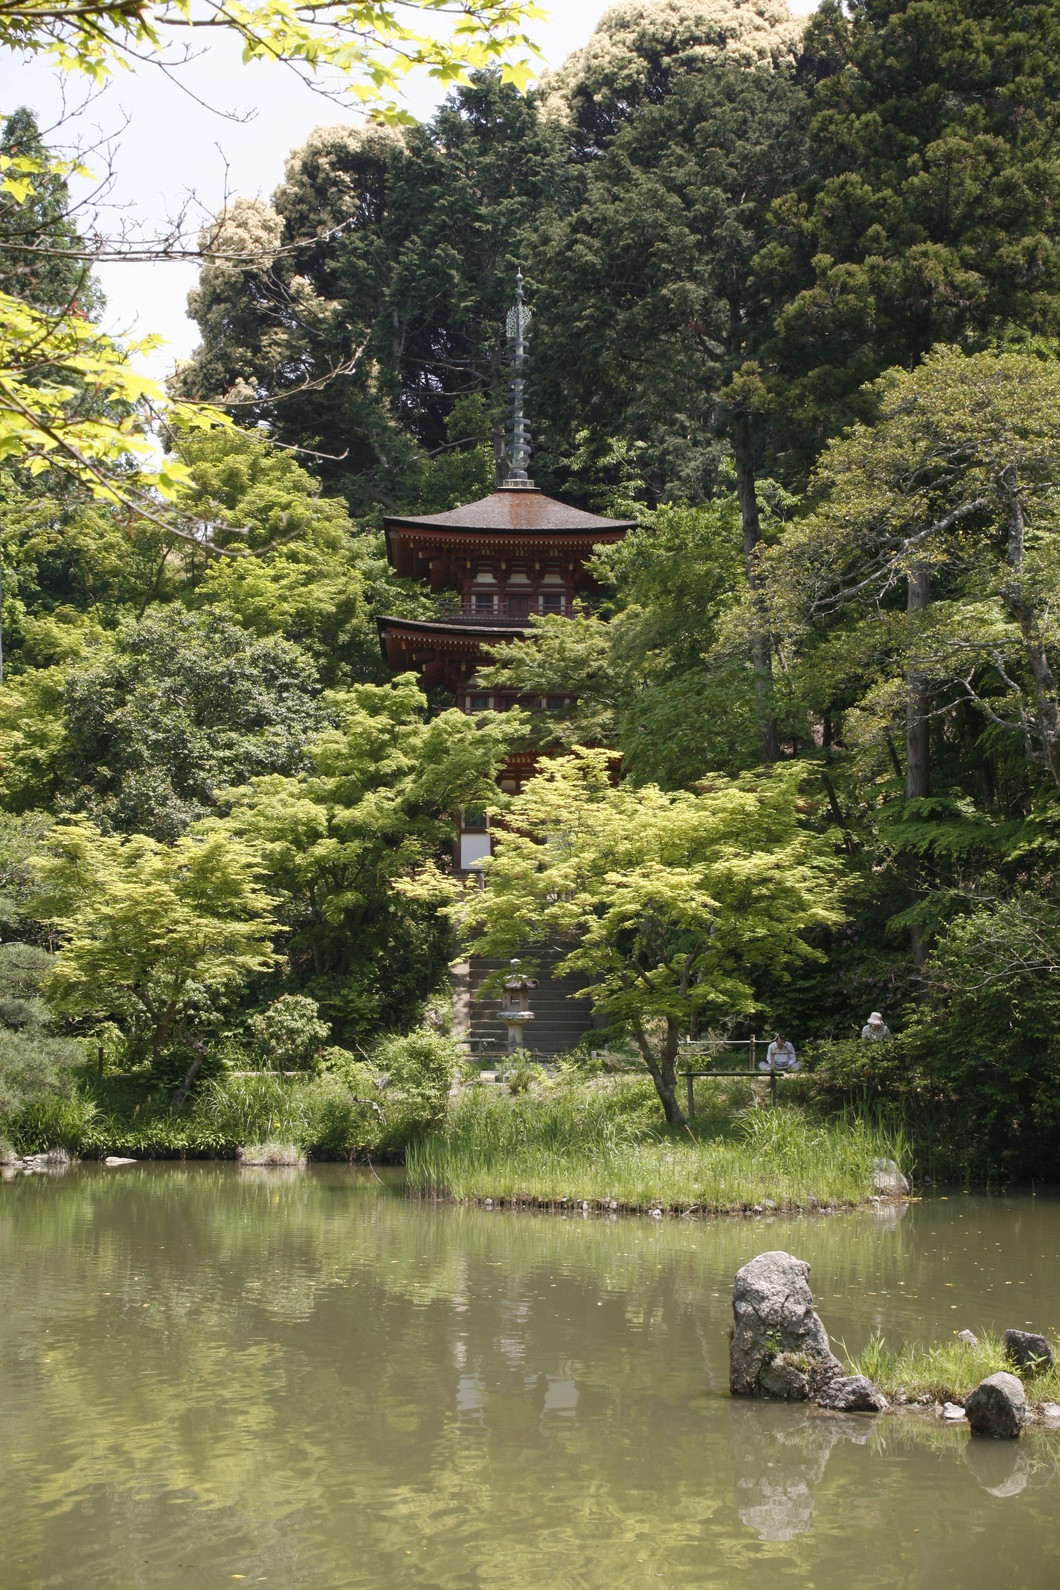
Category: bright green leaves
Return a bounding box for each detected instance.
[2,1,544,112]
[455,750,845,1053]
[33,821,279,1058]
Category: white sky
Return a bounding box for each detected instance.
[1,1,816,381]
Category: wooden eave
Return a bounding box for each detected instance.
[385,525,627,579]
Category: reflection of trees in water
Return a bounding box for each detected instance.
[730,1404,875,1542]
[10,1170,1057,1585]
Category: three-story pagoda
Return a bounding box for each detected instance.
[376,275,635,870]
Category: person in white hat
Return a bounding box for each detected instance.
[861,1011,891,1040]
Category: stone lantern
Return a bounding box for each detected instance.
[501,959,537,1051]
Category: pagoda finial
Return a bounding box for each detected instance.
[504,268,534,489]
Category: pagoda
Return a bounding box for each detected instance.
[376,274,636,872]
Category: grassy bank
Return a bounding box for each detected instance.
[405,1077,910,1214]
[845,1329,1060,1410]
[4,1065,916,1216]
[3,1070,403,1161]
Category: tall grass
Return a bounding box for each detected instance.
[406,1078,911,1212]
[844,1328,1060,1407]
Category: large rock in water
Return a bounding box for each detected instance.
[966,1372,1026,1439]
[730,1251,842,1400]
[1004,1329,1056,1372]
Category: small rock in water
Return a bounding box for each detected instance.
[1039,1402,1060,1427]
[956,1330,979,1347]
[943,1402,966,1421]
[104,1156,137,1167]
[814,1374,887,1413]
[871,1157,910,1197]
[1004,1328,1056,1372]
[966,1372,1026,1439]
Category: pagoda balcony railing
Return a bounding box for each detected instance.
[437,598,596,624]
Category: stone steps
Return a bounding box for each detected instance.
[455,954,598,1058]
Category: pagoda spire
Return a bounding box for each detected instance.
[504,269,534,489]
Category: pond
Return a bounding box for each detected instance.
[2,1166,1059,1588]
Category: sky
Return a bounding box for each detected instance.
[1,1,816,381]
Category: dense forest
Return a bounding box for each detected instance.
[3,0,1060,1175]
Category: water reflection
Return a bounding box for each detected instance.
[731,1403,875,1541]
[2,1168,1060,1589]
[964,1439,1030,1498]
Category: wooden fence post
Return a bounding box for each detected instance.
[686,1068,695,1121]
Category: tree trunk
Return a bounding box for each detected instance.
[734,445,779,763]
[906,563,932,970]
[171,1044,206,1110]
[1001,465,1060,793]
[632,1015,687,1126]
[906,563,932,802]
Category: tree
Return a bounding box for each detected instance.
[172,126,404,501]
[60,606,325,840]
[225,674,520,1038]
[0,0,542,516]
[769,348,1060,798]
[766,0,1060,467]
[247,993,330,1072]
[176,427,387,682]
[479,496,777,787]
[538,0,802,153]
[382,74,568,479]
[529,65,811,760]
[177,77,567,501]
[0,107,103,314]
[1,0,541,102]
[453,749,845,1124]
[33,821,278,1100]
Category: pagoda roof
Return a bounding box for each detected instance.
[376,613,527,658]
[384,485,636,539]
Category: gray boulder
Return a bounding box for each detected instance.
[813,1374,888,1413]
[730,1251,842,1400]
[966,1372,1026,1439]
[871,1157,910,1196]
[957,1329,979,1348]
[1004,1329,1056,1372]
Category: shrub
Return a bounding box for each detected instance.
[247,994,330,1071]
[0,943,83,1121]
[374,1028,459,1142]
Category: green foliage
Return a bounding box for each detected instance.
[454,749,847,1121]
[0,941,82,1118]
[530,63,810,502]
[374,1028,459,1135]
[406,1080,907,1212]
[538,0,802,150]
[59,606,324,839]
[771,0,1060,458]
[0,107,103,314]
[179,428,386,682]
[225,674,519,1040]
[911,888,1060,1177]
[845,1329,1060,1409]
[247,993,330,1071]
[34,820,278,1062]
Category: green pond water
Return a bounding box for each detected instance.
[2,1167,1060,1589]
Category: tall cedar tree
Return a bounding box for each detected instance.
[529,67,810,760]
